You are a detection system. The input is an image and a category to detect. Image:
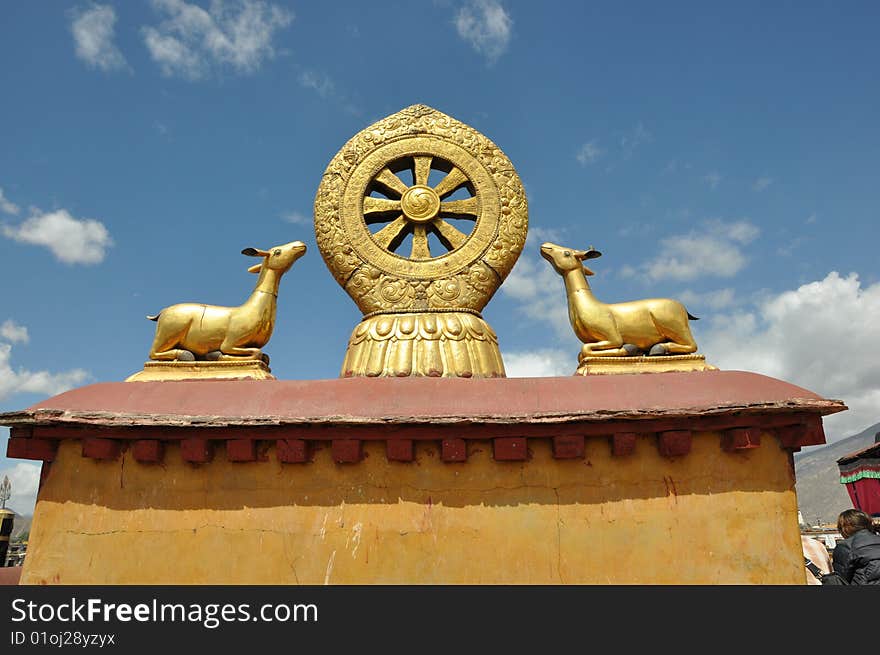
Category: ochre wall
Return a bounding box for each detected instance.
[22,433,803,584]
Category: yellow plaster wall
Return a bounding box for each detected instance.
[22,433,804,584]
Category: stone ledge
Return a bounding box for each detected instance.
[1,371,845,466]
[0,371,846,429]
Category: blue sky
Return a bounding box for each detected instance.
[1,1,879,513]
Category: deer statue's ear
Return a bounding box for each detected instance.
[242,247,269,257]
[247,263,262,274]
[577,248,602,260]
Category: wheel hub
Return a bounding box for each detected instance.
[401,185,440,223]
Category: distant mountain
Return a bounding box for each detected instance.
[6,512,31,541]
[795,422,880,525]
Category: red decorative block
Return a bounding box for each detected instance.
[82,437,121,461]
[132,439,164,463]
[494,437,528,461]
[721,427,761,452]
[386,439,414,462]
[226,439,257,462]
[277,439,310,463]
[6,437,57,462]
[612,432,638,457]
[180,438,213,463]
[777,424,804,448]
[552,435,584,459]
[803,420,826,446]
[658,430,692,457]
[777,420,825,449]
[332,439,362,464]
[441,438,467,462]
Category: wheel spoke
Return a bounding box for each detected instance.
[439,197,478,218]
[372,168,409,197]
[413,155,432,186]
[373,215,409,250]
[432,220,468,251]
[363,196,402,223]
[411,225,431,259]
[433,167,469,198]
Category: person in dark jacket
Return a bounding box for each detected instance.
[822,509,880,585]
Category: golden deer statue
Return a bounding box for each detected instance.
[147,241,306,362]
[540,242,698,361]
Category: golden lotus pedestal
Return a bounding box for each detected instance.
[125,360,275,382]
[341,312,505,378]
[576,354,718,376]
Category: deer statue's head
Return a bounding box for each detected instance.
[540,242,602,276]
[242,241,307,274]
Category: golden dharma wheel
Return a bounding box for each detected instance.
[314,105,528,377]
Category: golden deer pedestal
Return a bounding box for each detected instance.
[126,360,275,382]
[1,372,845,584]
[576,354,718,376]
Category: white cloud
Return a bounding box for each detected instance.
[0,342,90,402]
[703,172,722,190]
[281,210,310,225]
[0,188,20,215]
[503,349,573,377]
[698,272,880,442]
[640,219,759,282]
[592,123,652,170]
[296,69,361,115]
[620,122,652,158]
[720,220,760,244]
[503,254,561,305]
[777,236,806,258]
[576,141,603,166]
[0,320,29,344]
[142,0,293,80]
[0,462,42,515]
[753,176,774,192]
[2,209,113,265]
[455,0,512,63]
[299,70,335,98]
[70,3,130,72]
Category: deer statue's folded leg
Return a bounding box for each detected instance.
[149,348,195,361]
[149,329,195,361]
[649,340,697,356]
[579,341,631,359]
[217,345,264,360]
[649,323,698,355]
